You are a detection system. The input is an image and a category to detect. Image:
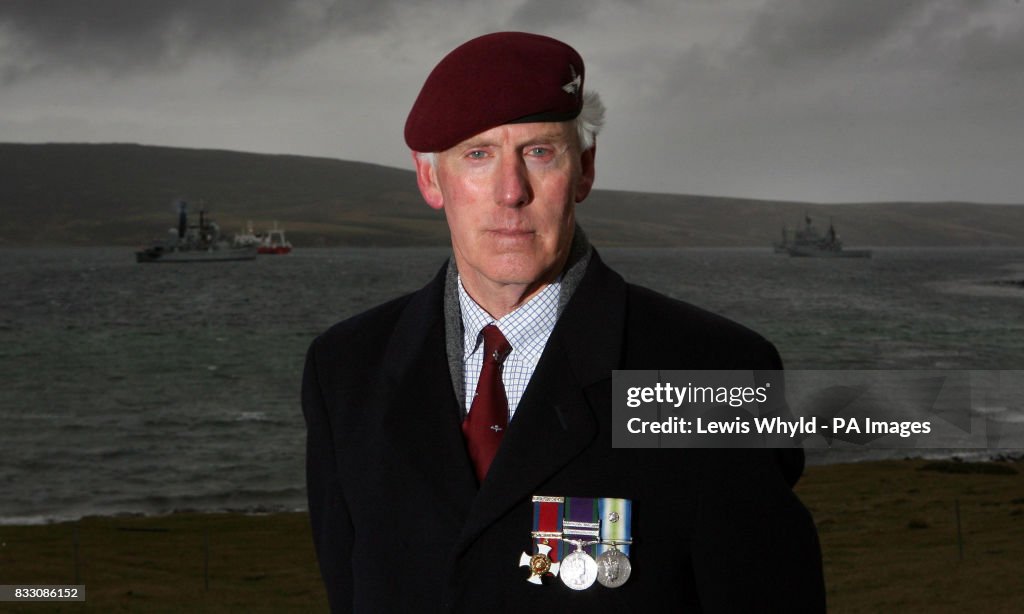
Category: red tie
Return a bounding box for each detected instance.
[462,324,512,483]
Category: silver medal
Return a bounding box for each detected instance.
[595,547,632,588]
[559,549,598,591]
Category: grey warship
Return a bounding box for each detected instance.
[777,215,872,258]
[135,201,257,263]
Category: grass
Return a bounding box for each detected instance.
[795,458,1024,613]
[1,458,1022,612]
[0,512,326,613]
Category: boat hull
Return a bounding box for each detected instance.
[135,246,258,263]
[257,245,292,255]
[787,247,872,258]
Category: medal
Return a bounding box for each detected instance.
[596,497,633,588]
[559,543,598,590]
[519,542,559,584]
[595,546,631,588]
[519,496,564,584]
[559,497,600,590]
[522,495,633,590]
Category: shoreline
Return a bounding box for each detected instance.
[3,453,1021,527]
[0,505,308,528]
[1,458,1022,612]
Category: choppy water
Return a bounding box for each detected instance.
[2,247,1023,523]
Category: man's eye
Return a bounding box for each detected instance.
[528,147,551,156]
[466,150,487,159]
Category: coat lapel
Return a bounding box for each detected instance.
[454,253,628,553]
[378,266,479,523]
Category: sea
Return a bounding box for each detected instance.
[2,246,1023,524]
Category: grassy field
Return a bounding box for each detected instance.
[1,458,1021,612]
[797,458,1024,613]
[0,512,325,613]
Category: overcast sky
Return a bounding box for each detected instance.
[2,0,1023,204]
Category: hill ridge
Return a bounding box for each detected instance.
[2,143,1022,247]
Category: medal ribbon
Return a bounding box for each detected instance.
[563,497,600,556]
[597,497,632,557]
[531,495,564,562]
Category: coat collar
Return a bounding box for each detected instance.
[442,224,595,411]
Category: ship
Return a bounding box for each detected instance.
[778,215,872,258]
[257,222,293,255]
[136,201,258,263]
[233,220,293,255]
[232,221,263,249]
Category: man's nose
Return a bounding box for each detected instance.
[494,153,532,207]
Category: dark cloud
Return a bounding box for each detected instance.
[940,7,1024,76]
[508,0,594,30]
[741,0,931,66]
[2,0,1022,203]
[738,0,1024,76]
[655,0,1024,103]
[0,0,402,81]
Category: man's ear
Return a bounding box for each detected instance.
[574,143,596,203]
[413,152,444,210]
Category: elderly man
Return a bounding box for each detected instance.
[303,32,825,612]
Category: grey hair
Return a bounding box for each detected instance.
[415,89,605,166]
[575,90,605,152]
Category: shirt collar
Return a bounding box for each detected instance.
[458,276,562,357]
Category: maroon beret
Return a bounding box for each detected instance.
[404,32,585,152]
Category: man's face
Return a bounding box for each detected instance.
[414,121,595,307]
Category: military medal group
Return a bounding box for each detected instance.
[519,496,633,590]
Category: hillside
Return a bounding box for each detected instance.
[1,143,1022,247]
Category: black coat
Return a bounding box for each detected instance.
[303,252,825,612]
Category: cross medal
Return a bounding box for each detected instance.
[519,543,559,584]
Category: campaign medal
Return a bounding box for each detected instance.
[595,547,631,588]
[560,497,600,590]
[559,543,598,590]
[519,496,564,584]
[596,497,633,588]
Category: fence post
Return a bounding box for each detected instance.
[203,528,210,591]
[955,498,964,562]
[73,523,80,584]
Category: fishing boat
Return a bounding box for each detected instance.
[257,222,293,255]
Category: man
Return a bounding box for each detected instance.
[303,32,825,612]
